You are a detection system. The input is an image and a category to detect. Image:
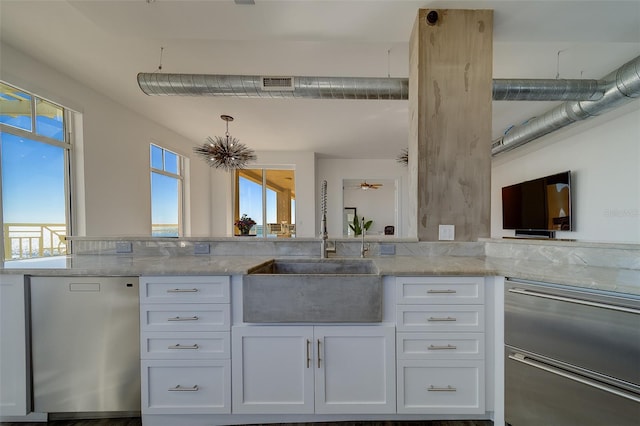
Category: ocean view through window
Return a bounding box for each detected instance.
[0,81,70,260]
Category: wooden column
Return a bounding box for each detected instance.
[408,9,493,241]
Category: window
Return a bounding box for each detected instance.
[0,81,71,260]
[235,168,295,238]
[150,144,184,237]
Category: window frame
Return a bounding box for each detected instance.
[0,81,73,260]
[150,143,185,237]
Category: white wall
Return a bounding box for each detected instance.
[1,43,214,237]
[491,105,640,244]
[317,159,409,238]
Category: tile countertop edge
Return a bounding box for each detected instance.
[1,255,639,297]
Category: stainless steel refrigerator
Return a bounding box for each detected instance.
[505,278,640,425]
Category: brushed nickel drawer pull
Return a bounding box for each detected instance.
[169,344,199,350]
[427,289,457,294]
[168,385,199,392]
[428,385,457,392]
[427,316,457,322]
[167,288,199,293]
[167,316,199,321]
[428,344,457,350]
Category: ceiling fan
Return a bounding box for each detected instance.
[358,181,383,190]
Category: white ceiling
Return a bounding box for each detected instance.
[1,0,639,159]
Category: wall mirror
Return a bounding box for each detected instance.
[342,178,398,236]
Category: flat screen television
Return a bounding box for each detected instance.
[502,171,572,238]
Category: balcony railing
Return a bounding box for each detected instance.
[3,223,67,260]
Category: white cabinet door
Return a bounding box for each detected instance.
[232,326,314,414]
[0,275,28,416]
[314,325,395,414]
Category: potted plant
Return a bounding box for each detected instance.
[349,214,372,236]
[235,214,256,235]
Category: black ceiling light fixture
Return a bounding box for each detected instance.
[193,115,256,172]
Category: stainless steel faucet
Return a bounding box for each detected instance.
[320,180,335,258]
[360,216,369,258]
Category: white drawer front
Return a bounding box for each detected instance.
[397,305,484,332]
[140,276,230,304]
[141,304,230,332]
[142,359,230,414]
[397,332,484,360]
[396,276,484,305]
[397,360,485,414]
[141,331,230,360]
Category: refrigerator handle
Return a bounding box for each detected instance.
[507,288,640,315]
[508,353,640,403]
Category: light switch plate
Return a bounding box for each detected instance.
[438,224,455,241]
[115,242,133,253]
[194,243,210,255]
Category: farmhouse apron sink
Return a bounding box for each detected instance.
[243,259,382,323]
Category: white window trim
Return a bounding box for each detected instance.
[150,143,185,237]
[0,81,73,260]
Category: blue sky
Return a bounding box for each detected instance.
[150,145,180,226]
[1,123,66,224]
[239,175,277,226]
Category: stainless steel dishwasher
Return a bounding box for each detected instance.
[30,276,140,417]
[505,278,640,426]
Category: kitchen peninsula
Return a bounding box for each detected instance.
[1,238,638,425]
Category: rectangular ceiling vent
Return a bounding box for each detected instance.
[261,76,295,91]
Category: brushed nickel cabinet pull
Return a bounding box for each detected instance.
[427,289,457,294]
[168,385,199,392]
[167,288,199,293]
[427,316,457,322]
[306,339,311,368]
[167,316,199,321]
[317,339,322,369]
[428,385,457,392]
[168,344,199,350]
[428,344,457,350]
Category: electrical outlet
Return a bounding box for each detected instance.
[438,225,455,241]
[115,242,133,253]
[194,243,210,255]
[379,244,396,255]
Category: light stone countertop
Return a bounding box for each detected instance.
[2,254,639,297]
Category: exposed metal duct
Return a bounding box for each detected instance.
[137,55,639,155]
[492,55,640,156]
[492,79,603,101]
[137,74,409,100]
[137,73,606,102]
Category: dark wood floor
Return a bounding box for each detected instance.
[1,419,493,426]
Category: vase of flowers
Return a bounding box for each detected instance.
[235,214,256,235]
